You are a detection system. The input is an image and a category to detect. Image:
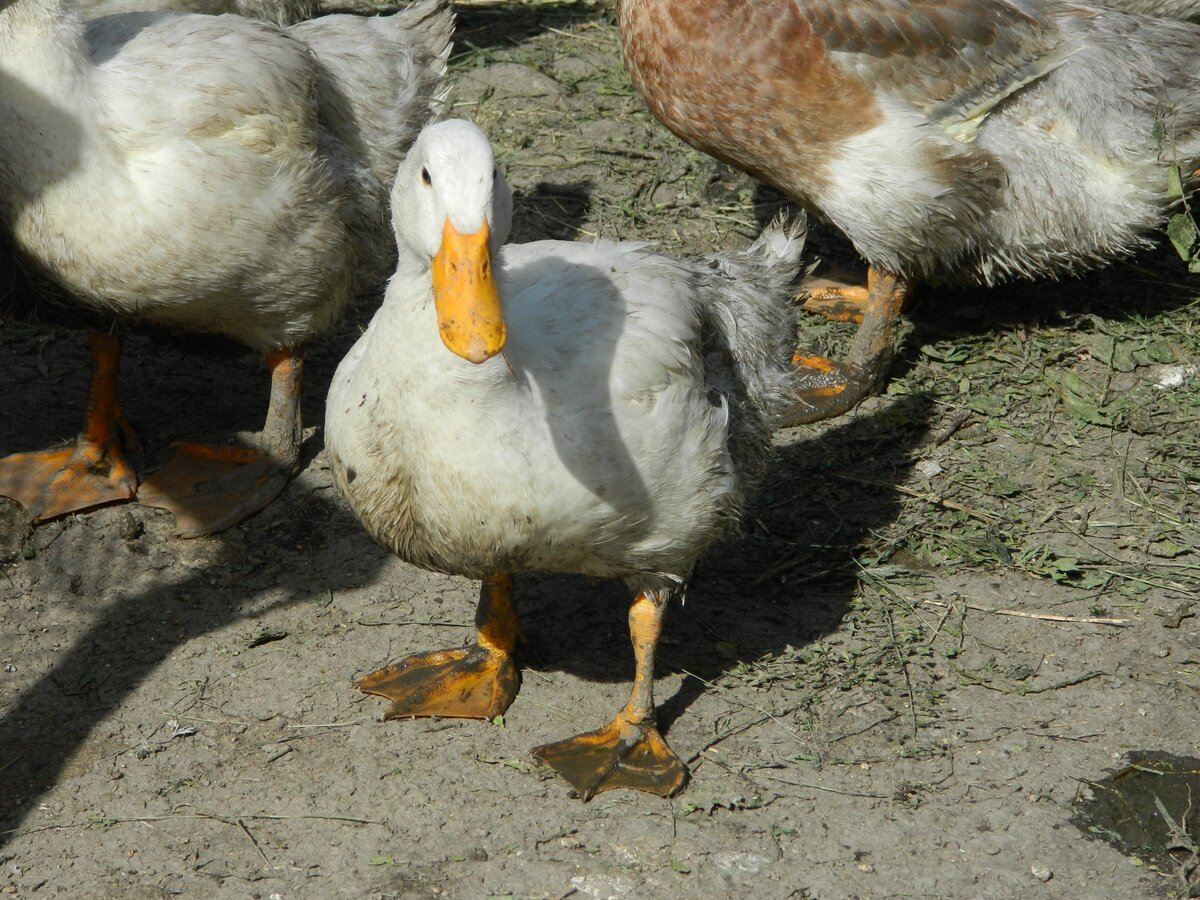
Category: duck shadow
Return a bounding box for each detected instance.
[907,246,1199,366]
[0,307,399,844]
[0,471,397,845]
[452,0,608,57]
[509,181,593,243]
[514,391,934,738]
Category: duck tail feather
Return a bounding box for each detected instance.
[696,212,809,477]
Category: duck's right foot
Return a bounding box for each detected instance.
[0,437,138,523]
[358,643,520,720]
[137,443,291,539]
[137,347,304,538]
[782,353,882,425]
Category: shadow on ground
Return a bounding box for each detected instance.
[452,0,608,58]
[514,392,935,743]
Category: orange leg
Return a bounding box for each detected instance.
[137,348,303,538]
[531,590,687,801]
[0,330,138,522]
[359,574,521,720]
[784,266,910,425]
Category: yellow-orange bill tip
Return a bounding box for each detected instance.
[431,217,506,364]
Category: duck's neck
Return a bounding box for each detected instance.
[373,245,444,359]
[372,242,507,387]
[0,0,96,207]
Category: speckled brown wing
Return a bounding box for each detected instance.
[806,0,1076,131]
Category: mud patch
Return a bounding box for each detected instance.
[1073,751,1200,891]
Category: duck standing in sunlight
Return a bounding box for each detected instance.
[325,119,806,800]
[618,0,1200,423]
[0,0,452,536]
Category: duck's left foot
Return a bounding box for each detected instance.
[137,443,290,538]
[0,435,138,523]
[784,267,910,425]
[531,715,688,801]
[0,330,139,522]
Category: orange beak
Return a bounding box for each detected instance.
[431,216,505,364]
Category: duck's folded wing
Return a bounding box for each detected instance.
[805,0,1077,137]
[87,13,320,155]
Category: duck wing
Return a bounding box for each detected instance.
[804,0,1075,137]
[86,13,320,155]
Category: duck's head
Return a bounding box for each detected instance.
[392,119,514,365]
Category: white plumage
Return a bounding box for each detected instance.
[325,120,805,800]
[0,0,452,535]
[326,119,803,591]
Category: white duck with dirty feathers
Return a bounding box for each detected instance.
[0,0,453,537]
[325,119,806,801]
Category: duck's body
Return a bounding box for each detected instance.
[622,0,1200,286]
[0,0,452,534]
[618,0,1200,418]
[3,0,449,344]
[329,237,794,586]
[326,119,805,800]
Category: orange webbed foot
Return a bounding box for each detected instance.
[137,348,304,537]
[782,353,882,425]
[136,443,289,538]
[0,329,139,523]
[0,437,138,523]
[785,267,911,425]
[358,643,519,721]
[797,279,869,324]
[531,714,687,801]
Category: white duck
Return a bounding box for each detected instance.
[0,0,453,536]
[81,0,400,28]
[325,119,806,800]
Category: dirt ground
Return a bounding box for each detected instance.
[3,2,1200,898]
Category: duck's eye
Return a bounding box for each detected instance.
[421,167,432,186]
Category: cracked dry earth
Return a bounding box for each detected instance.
[3,2,1200,898]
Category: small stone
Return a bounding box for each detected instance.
[1031,863,1052,882]
[119,511,144,541]
[915,459,943,478]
